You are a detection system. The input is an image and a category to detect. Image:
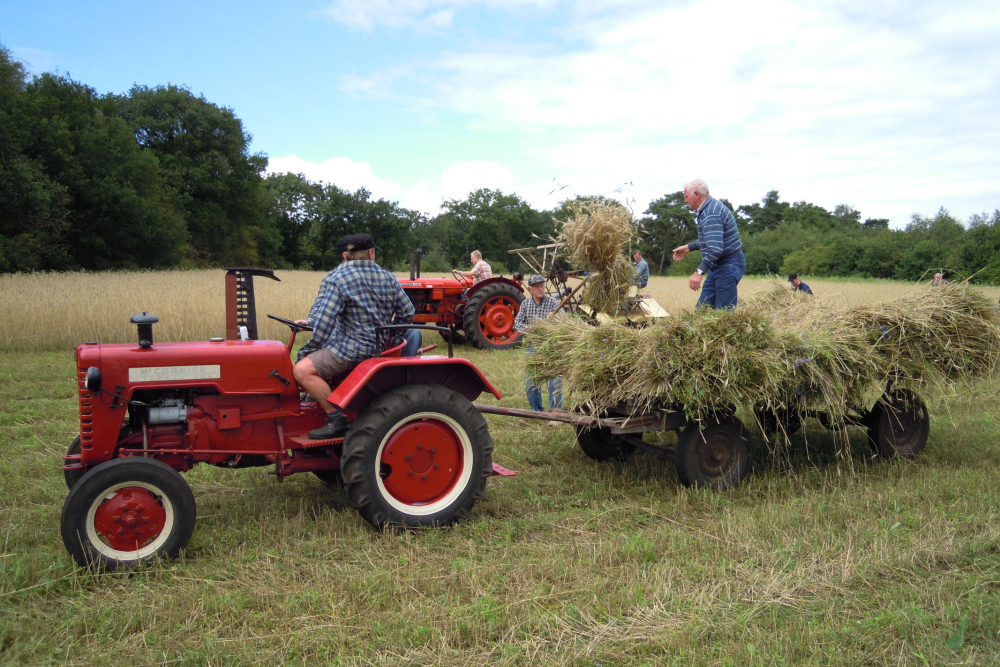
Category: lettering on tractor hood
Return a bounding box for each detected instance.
[129,365,221,382]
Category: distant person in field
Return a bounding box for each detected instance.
[634,250,649,288]
[788,273,813,295]
[456,250,492,285]
[932,272,948,286]
[514,275,563,419]
[671,179,746,309]
[293,233,420,439]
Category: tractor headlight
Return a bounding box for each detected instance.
[85,366,103,392]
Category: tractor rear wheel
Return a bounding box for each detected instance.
[575,426,636,462]
[463,283,524,350]
[340,384,494,528]
[675,414,752,490]
[866,389,929,460]
[61,458,196,570]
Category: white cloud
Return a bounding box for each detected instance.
[333,0,1000,225]
[321,0,551,31]
[10,46,61,75]
[268,155,519,216]
[441,161,514,199]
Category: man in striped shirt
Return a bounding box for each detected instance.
[672,179,746,309]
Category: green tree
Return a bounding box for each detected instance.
[18,72,186,269]
[641,192,696,274]
[738,190,789,234]
[264,172,320,268]
[112,85,276,266]
[433,189,553,272]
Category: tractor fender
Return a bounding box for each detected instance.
[328,356,502,415]
[464,276,524,299]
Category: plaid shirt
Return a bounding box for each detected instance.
[297,260,415,363]
[514,294,560,332]
[471,260,492,285]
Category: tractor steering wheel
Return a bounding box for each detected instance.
[452,269,472,287]
[267,314,313,332]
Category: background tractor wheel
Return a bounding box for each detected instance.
[463,283,524,350]
[60,458,196,570]
[340,384,494,529]
[575,426,636,462]
[866,388,929,460]
[675,414,752,490]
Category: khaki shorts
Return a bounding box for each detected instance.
[305,348,356,379]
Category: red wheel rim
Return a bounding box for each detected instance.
[91,486,168,552]
[379,418,465,506]
[478,296,521,343]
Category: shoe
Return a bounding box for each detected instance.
[309,412,351,439]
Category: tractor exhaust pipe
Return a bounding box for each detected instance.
[409,249,423,280]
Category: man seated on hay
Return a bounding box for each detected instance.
[672,179,746,309]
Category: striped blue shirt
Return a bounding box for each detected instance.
[297,260,415,363]
[688,197,743,273]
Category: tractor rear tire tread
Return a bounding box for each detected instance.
[340,384,493,529]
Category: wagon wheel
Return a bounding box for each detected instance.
[340,384,494,528]
[61,458,196,570]
[866,388,929,460]
[463,283,524,350]
[675,414,752,490]
[574,426,636,462]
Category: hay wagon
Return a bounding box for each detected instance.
[475,389,929,489]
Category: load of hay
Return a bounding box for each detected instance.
[560,199,637,315]
[526,283,1000,422]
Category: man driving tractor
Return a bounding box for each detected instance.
[454,250,493,285]
[293,233,420,439]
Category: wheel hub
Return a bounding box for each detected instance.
[92,487,166,551]
[699,436,735,476]
[481,298,516,338]
[380,419,463,504]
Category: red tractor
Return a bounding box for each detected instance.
[61,268,514,570]
[398,250,525,350]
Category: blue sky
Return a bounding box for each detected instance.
[3,0,998,225]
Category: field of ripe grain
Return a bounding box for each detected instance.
[1,269,999,665]
[3,270,996,351]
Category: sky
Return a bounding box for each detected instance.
[3,0,998,226]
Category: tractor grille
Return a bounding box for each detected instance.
[77,367,94,450]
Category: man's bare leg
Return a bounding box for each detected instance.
[293,356,336,414]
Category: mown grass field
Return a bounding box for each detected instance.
[1,272,999,666]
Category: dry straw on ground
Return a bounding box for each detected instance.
[560,199,637,314]
[527,283,1000,423]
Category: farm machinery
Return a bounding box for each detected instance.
[60,268,515,570]
[397,250,526,350]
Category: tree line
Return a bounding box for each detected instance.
[2,45,998,283]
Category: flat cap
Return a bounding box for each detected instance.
[527,274,546,286]
[337,233,380,254]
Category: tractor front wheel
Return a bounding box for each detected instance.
[341,384,494,528]
[675,414,752,490]
[61,458,196,570]
[867,388,929,460]
[463,283,524,350]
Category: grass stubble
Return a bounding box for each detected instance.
[0,271,998,665]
